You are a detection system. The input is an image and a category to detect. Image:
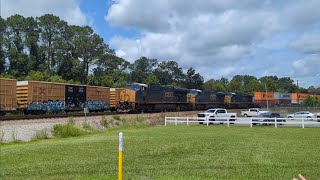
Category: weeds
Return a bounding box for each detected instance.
[112,115,121,121]
[100,116,110,129]
[11,129,20,142]
[53,124,86,138]
[0,130,5,143]
[67,117,76,125]
[32,129,49,141]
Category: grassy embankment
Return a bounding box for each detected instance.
[1,124,320,179]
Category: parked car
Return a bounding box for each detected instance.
[241,108,269,117]
[252,112,285,125]
[287,111,316,119]
[197,108,237,125]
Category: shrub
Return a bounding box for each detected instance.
[67,117,76,125]
[82,121,96,132]
[100,116,109,129]
[5,113,14,116]
[112,115,121,121]
[32,129,49,141]
[53,124,86,138]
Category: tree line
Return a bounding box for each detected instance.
[1,14,319,95]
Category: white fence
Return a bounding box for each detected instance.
[164,117,320,128]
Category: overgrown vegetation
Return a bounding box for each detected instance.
[52,117,88,138]
[31,129,49,141]
[52,124,87,138]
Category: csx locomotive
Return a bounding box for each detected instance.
[116,83,254,112]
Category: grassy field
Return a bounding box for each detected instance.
[1,125,320,179]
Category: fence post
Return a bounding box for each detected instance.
[206,117,209,126]
[165,116,167,126]
[227,117,230,127]
[175,117,177,126]
[250,118,253,128]
[302,118,304,128]
[275,117,277,128]
[187,117,189,126]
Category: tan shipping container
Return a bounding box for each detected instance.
[86,86,110,102]
[17,81,65,109]
[0,78,17,111]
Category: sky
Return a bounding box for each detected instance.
[1,0,320,88]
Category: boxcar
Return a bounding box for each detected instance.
[17,81,65,110]
[0,78,17,114]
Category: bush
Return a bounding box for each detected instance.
[67,117,76,125]
[5,113,14,116]
[53,124,86,138]
[82,121,96,132]
[32,129,49,141]
[100,116,110,129]
[112,115,121,121]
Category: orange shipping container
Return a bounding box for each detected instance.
[0,78,17,111]
[291,93,309,100]
[254,92,274,101]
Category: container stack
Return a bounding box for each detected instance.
[274,92,291,106]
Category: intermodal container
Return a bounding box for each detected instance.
[254,92,274,101]
[274,99,292,106]
[274,92,291,100]
[291,93,309,100]
[0,78,17,111]
[254,100,275,106]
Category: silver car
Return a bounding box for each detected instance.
[287,111,315,118]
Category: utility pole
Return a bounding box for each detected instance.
[265,83,269,111]
[297,80,299,111]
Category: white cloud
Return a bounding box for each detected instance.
[1,0,87,25]
[106,0,320,86]
[292,54,320,77]
[105,0,170,32]
[290,32,320,54]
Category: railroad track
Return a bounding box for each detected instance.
[0,112,121,121]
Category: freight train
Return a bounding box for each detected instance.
[0,78,110,115]
[116,83,254,112]
[0,78,255,115]
[253,92,320,107]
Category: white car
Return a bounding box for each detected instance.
[287,111,316,119]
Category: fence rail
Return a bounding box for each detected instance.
[164,117,320,128]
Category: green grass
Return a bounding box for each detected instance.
[1,126,320,179]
